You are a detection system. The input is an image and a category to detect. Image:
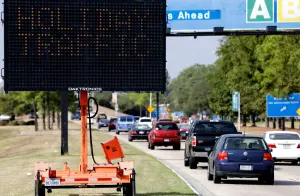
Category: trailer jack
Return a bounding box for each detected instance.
[34,91,136,196]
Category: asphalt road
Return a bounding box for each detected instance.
[98,128,300,196]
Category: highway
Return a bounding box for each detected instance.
[100,129,300,196]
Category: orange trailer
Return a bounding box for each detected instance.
[34,91,136,196]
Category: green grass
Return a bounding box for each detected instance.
[0,122,196,196]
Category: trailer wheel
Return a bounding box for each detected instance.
[123,169,136,196]
[35,180,45,196]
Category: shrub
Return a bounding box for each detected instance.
[18,121,27,125]
[0,121,9,126]
[25,120,35,125]
[8,121,19,126]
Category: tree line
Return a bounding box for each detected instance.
[0,90,77,131]
[93,35,300,128]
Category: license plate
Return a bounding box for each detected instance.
[164,139,169,142]
[283,144,291,149]
[45,178,60,186]
[240,165,252,171]
[139,131,144,134]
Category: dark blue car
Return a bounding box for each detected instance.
[207,134,274,185]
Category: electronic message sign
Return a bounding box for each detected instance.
[4,0,166,92]
[167,0,300,33]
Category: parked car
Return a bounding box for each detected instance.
[128,123,152,142]
[29,113,39,119]
[116,116,135,134]
[148,121,181,150]
[263,131,300,165]
[207,134,274,185]
[184,120,239,169]
[71,112,80,120]
[138,117,152,128]
[108,118,117,131]
[178,123,191,140]
[98,119,109,129]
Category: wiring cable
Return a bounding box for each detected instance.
[87,96,99,165]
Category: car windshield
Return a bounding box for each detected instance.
[134,124,151,130]
[156,123,179,130]
[178,124,190,129]
[224,137,267,150]
[269,133,300,140]
[100,119,108,123]
[193,122,236,133]
[110,118,117,122]
[140,119,151,122]
[127,117,133,122]
[119,117,127,122]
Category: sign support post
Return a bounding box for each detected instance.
[150,93,152,118]
[238,92,241,132]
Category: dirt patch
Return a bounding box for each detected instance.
[20,130,80,136]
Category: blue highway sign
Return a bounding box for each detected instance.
[167,0,300,32]
[266,94,300,117]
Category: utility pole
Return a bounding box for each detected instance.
[115,92,118,117]
[149,93,152,118]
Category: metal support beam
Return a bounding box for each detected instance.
[156,92,159,121]
[60,91,69,155]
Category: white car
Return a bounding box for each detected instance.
[138,117,152,128]
[263,131,300,165]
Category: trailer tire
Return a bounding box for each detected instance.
[35,180,45,196]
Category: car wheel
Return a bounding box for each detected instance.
[291,160,298,165]
[173,143,180,150]
[150,142,155,150]
[116,131,120,135]
[148,142,150,149]
[207,164,213,181]
[108,128,111,132]
[213,165,221,184]
[189,156,197,169]
[184,151,189,167]
[265,172,274,185]
[128,137,133,142]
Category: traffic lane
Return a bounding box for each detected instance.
[106,131,300,196]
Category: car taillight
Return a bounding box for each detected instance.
[297,144,300,148]
[132,131,136,135]
[268,144,276,148]
[192,136,196,146]
[263,152,272,161]
[49,170,56,178]
[146,131,149,134]
[217,152,228,160]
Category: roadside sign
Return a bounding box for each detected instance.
[167,0,300,33]
[147,106,155,113]
[167,107,171,113]
[232,92,239,111]
[266,94,300,117]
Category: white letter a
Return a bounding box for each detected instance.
[250,0,270,19]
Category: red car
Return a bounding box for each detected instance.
[108,118,117,132]
[178,123,191,140]
[148,121,181,150]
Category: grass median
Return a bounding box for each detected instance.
[0,122,197,196]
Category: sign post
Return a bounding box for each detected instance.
[232,92,241,131]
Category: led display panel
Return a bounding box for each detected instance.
[4,0,166,92]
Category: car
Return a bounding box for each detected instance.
[158,118,173,122]
[71,112,80,120]
[108,118,117,131]
[138,117,152,128]
[98,119,109,129]
[134,116,140,122]
[263,131,300,165]
[29,113,39,119]
[207,134,274,185]
[97,113,107,122]
[184,120,239,169]
[116,115,135,134]
[128,123,152,142]
[148,121,181,150]
[178,123,191,140]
